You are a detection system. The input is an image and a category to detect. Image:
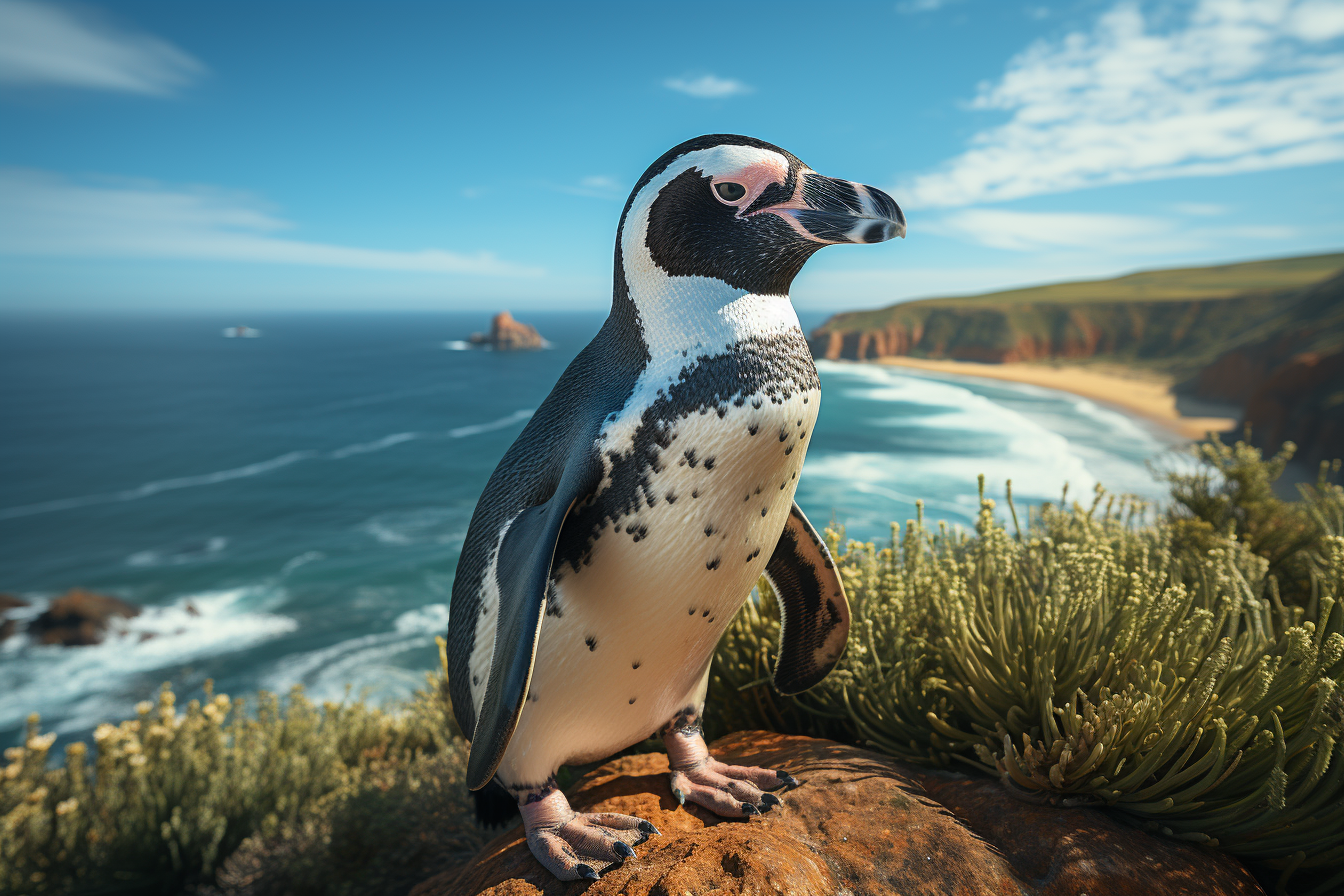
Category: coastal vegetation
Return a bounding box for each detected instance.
[810,252,1344,464]
[4,438,1343,894]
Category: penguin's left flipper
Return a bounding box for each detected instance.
[465,468,593,790]
[763,503,851,695]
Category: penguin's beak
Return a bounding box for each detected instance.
[757,172,906,244]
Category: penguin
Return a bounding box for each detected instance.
[446,134,904,880]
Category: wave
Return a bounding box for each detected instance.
[0,409,536,522]
[0,586,298,734]
[260,604,447,706]
[360,508,466,547]
[126,536,229,568]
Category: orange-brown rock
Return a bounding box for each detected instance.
[0,593,28,642]
[416,731,1263,896]
[471,312,545,351]
[26,587,140,646]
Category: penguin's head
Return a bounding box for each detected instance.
[616,134,904,301]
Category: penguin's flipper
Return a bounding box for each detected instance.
[763,503,850,695]
[465,484,585,791]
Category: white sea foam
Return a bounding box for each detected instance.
[443,340,471,350]
[330,432,419,459]
[0,586,298,733]
[0,410,536,522]
[281,551,325,575]
[360,508,466,546]
[446,408,533,439]
[126,536,228,568]
[260,614,447,707]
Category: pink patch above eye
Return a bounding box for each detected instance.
[711,157,790,211]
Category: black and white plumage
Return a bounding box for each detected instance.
[446,134,904,880]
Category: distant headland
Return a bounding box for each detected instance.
[810,252,1344,463]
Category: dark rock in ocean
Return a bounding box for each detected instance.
[469,312,545,351]
[417,731,1263,896]
[0,593,29,643]
[26,588,141,646]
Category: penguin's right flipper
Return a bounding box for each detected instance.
[465,471,591,791]
[763,503,851,695]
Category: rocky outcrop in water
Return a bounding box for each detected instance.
[470,312,545,351]
[24,588,141,646]
[0,593,29,642]
[418,731,1263,896]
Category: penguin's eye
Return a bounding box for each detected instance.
[714,182,746,202]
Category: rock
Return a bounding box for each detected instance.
[417,731,1263,896]
[0,593,29,642]
[26,588,141,646]
[470,312,545,351]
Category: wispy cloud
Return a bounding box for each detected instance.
[905,0,1344,208]
[663,74,752,98]
[896,0,959,13]
[0,0,203,95]
[925,207,1294,253]
[546,175,627,200]
[0,169,541,276]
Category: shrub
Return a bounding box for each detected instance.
[1,674,477,896]
[711,456,1344,896]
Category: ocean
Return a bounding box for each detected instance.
[0,311,1186,747]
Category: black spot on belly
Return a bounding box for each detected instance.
[752,398,763,409]
[778,427,788,442]
[688,607,695,614]
[706,557,721,570]
[629,697,637,705]
[779,481,787,490]
[703,456,716,471]
[585,635,597,651]
[716,405,727,419]
[747,422,759,435]
[746,547,761,562]
[702,609,710,617]
[691,489,699,499]
[704,524,714,536]
[684,448,699,467]
[632,660,641,669]
[665,491,677,504]
[754,486,762,494]
[785,445,794,455]
[472,674,479,685]
[803,395,808,403]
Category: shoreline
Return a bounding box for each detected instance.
[866,356,1238,441]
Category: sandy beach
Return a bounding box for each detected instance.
[870,356,1238,441]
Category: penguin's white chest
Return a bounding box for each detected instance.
[496,376,820,785]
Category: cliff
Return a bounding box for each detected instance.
[810,252,1344,463]
[469,311,546,350]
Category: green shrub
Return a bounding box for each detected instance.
[1,675,477,896]
[711,455,1344,895]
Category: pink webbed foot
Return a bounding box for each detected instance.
[518,786,659,881]
[661,708,799,817]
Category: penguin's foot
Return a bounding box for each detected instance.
[519,787,659,881]
[663,724,798,817]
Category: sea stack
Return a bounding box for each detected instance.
[470,311,545,351]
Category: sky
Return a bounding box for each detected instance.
[1,0,1342,314]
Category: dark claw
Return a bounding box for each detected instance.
[638,819,660,835]
[742,802,760,815]
[761,792,781,809]
[576,864,600,881]
[672,787,686,806]
[614,841,636,859]
[776,771,800,788]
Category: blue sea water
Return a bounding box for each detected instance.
[0,312,1186,746]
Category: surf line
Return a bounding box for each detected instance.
[0,409,536,522]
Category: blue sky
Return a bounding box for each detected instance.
[1,0,1342,313]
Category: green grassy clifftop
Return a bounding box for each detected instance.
[809,252,1344,463]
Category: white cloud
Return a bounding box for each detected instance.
[927,209,1166,251]
[663,74,752,98]
[924,206,1295,252]
[0,0,203,95]
[1171,201,1229,216]
[0,169,541,276]
[905,0,1344,208]
[546,174,627,200]
[896,0,957,12]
